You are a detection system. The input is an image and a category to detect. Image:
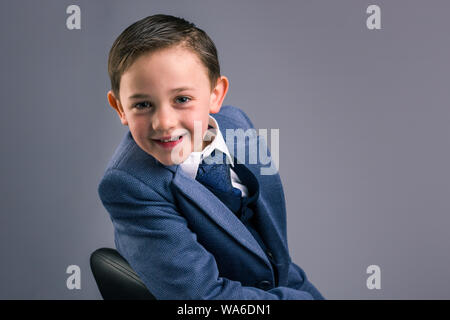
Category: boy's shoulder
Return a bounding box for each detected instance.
[100,105,253,184]
[212,105,254,131]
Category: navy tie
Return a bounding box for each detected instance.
[195,150,243,216]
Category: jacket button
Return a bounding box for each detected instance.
[266,250,274,260]
[257,280,272,290]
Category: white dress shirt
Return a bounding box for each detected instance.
[179,116,249,197]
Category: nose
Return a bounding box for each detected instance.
[152,105,178,132]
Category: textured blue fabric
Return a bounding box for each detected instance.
[232,162,279,285]
[197,150,279,284]
[98,105,325,300]
[195,150,243,215]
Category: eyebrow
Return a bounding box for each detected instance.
[128,87,194,100]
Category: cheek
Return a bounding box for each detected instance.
[180,104,211,133]
[130,119,150,136]
[180,113,196,130]
[183,116,208,134]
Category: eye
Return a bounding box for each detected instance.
[175,96,191,104]
[134,101,152,109]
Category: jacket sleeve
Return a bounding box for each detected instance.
[98,168,316,300]
[228,106,325,300]
[286,261,325,300]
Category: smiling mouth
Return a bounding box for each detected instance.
[157,136,183,142]
[152,134,186,149]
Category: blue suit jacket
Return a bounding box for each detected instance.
[98,105,324,300]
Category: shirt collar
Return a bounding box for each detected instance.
[202,116,234,165]
[179,115,234,179]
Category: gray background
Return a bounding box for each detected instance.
[1,0,449,299]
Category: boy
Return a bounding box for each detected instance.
[98,14,324,300]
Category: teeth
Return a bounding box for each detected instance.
[160,136,180,142]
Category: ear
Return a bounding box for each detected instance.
[209,76,229,114]
[107,90,128,126]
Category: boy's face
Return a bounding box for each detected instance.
[107,45,228,166]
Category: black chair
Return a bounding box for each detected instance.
[90,247,156,300]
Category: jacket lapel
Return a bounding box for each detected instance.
[234,150,290,263]
[172,166,269,263]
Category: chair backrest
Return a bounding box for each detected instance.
[90,247,156,300]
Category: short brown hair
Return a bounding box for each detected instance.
[108,14,221,101]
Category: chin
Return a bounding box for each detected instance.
[154,153,187,166]
[142,141,191,166]
[156,158,176,166]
